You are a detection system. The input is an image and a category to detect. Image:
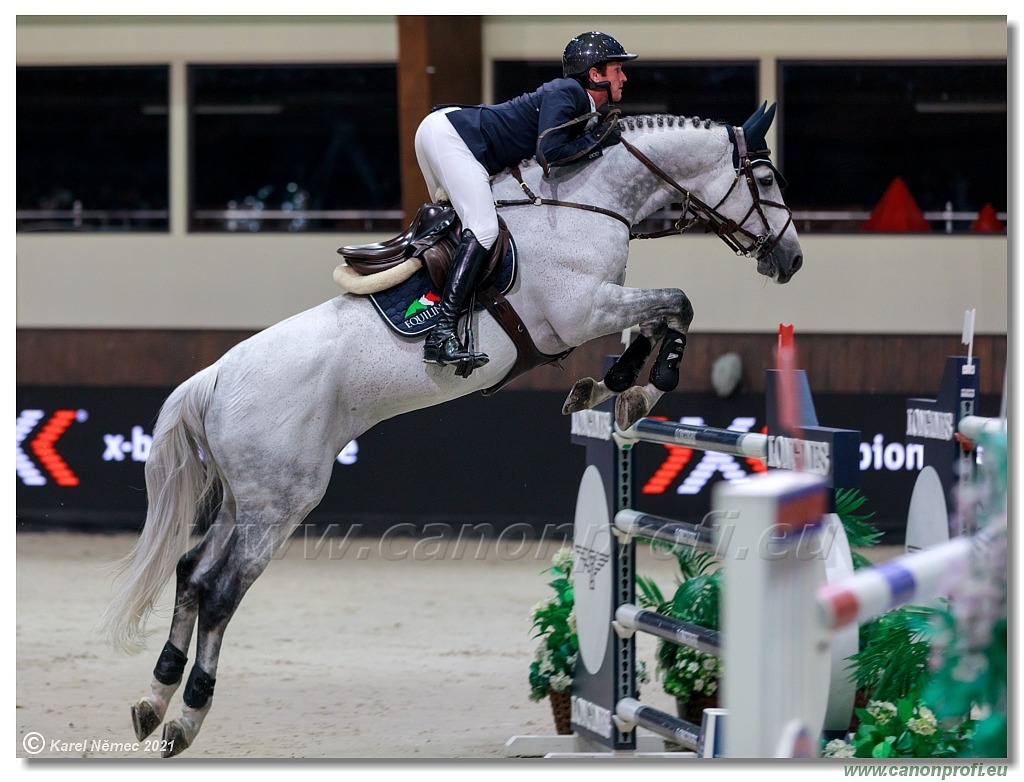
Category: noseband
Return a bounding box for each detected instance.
[497,117,793,262]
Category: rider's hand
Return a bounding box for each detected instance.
[595,120,622,148]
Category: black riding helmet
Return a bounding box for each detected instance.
[562,31,637,101]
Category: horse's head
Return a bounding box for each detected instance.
[618,104,803,284]
[730,102,802,284]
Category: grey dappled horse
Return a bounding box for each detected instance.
[100,102,801,756]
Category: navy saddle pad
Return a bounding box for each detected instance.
[367,236,518,338]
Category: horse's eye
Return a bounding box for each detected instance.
[759,173,774,188]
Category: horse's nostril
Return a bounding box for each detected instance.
[791,255,803,274]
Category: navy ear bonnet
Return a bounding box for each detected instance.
[727,101,788,188]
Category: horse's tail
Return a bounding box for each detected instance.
[99,363,223,654]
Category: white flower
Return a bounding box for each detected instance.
[535,648,554,673]
[702,657,717,671]
[907,705,938,736]
[823,739,855,758]
[866,700,898,723]
[694,678,706,692]
[548,672,572,692]
[551,548,574,572]
[687,661,700,673]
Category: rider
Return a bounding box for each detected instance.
[415,31,637,369]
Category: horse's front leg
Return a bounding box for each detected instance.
[561,331,654,415]
[614,327,687,430]
[561,285,693,426]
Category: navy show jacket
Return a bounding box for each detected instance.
[444,78,607,176]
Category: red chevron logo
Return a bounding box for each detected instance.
[28,409,80,486]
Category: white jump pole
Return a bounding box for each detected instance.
[818,519,1004,632]
[958,415,1007,441]
[618,418,768,458]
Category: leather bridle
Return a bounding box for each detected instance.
[496,116,794,261]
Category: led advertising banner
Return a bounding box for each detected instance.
[16,386,998,541]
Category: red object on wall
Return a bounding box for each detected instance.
[970,203,1005,233]
[862,176,931,232]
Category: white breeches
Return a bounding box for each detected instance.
[414,108,499,250]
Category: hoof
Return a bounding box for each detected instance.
[563,378,616,415]
[562,378,598,414]
[131,699,162,741]
[161,720,191,758]
[615,387,652,431]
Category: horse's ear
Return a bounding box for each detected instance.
[744,101,767,127]
[743,101,777,149]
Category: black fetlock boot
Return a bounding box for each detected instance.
[423,229,490,369]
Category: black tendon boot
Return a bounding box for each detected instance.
[423,229,490,369]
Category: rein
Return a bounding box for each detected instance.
[495,121,794,259]
[497,169,633,230]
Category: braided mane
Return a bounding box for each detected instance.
[619,114,721,133]
[514,114,723,174]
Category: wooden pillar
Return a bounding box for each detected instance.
[397,16,482,224]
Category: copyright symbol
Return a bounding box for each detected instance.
[23,732,45,755]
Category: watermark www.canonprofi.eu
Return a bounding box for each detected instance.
[190,511,847,564]
[843,764,1009,778]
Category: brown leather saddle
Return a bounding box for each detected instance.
[338,203,571,394]
[339,203,509,294]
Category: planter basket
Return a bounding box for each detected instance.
[848,688,871,733]
[549,689,573,735]
[676,692,719,725]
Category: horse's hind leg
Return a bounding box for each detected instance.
[160,512,299,758]
[131,506,235,742]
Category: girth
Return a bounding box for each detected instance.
[477,285,572,396]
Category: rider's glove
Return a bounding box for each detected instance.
[594,120,622,149]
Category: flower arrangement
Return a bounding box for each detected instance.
[657,643,721,704]
[636,547,722,718]
[528,547,650,706]
[823,698,974,758]
[528,547,577,702]
[923,429,1008,758]
[827,435,1007,759]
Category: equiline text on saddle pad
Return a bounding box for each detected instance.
[364,240,517,338]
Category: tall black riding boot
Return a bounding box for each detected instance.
[423,228,490,368]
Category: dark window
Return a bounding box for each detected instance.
[16,65,169,232]
[190,64,401,233]
[494,60,759,124]
[780,61,1007,233]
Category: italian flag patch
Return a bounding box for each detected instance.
[404,291,440,318]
